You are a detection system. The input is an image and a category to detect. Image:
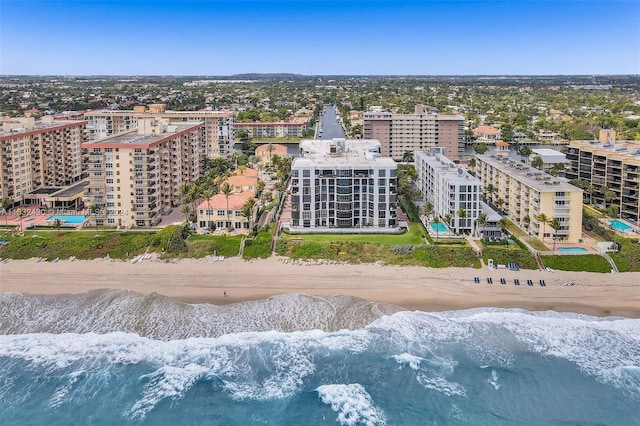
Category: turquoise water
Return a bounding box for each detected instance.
[45,215,86,225]
[558,247,588,253]
[430,222,447,232]
[610,219,632,231]
[1,291,638,425]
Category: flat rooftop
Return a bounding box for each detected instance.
[476,154,581,192]
[569,140,640,161]
[295,139,396,168]
[82,122,202,148]
[416,151,482,186]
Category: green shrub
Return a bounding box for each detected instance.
[482,246,538,270]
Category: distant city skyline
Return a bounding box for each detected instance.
[1,0,639,76]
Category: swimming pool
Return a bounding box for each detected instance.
[45,215,87,225]
[430,222,447,233]
[557,247,588,253]
[610,219,632,232]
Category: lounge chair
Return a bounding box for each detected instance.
[500,278,507,285]
[539,279,546,287]
[487,277,493,284]
[514,278,520,286]
[527,279,534,286]
[474,277,480,283]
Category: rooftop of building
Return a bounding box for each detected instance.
[82,121,203,149]
[294,139,396,168]
[476,154,581,192]
[197,191,254,210]
[473,125,500,135]
[415,149,482,186]
[83,108,233,117]
[0,117,85,138]
[569,140,640,161]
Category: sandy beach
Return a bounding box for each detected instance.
[1,256,639,318]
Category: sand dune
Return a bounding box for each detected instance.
[1,256,639,318]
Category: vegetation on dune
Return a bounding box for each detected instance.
[242,229,273,259]
[481,246,538,270]
[609,237,640,272]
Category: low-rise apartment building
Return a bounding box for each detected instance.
[0,116,86,205]
[565,138,640,223]
[82,118,205,228]
[288,139,398,232]
[363,104,464,161]
[196,191,254,232]
[415,148,483,235]
[475,154,583,243]
[84,104,234,158]
[235,116,311,139]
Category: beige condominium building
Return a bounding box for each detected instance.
[363,104,464,161]
[84,104,234,158]
[475,154,583,243]
[82,118,205,228]
[0,116,86,206]
[565,133,640,224]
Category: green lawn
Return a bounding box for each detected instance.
[281,222,425,245]
[541,254,612,273]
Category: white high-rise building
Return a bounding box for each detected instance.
[288,139,398,233]
[415,148,483,235]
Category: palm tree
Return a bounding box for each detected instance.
[531,156,544,170]
[402,150,414,162]
[456,208,467,234]
[476,212,488,239]
[496,197,505,213]
[498,217,509,245]
[53,218,63,236]
[89,204,101,235]
[535,212,550,243]
[221,182,232,230]
[181,204,191,224]
[16,208,26,232]
[1,198,12,225]
[523,215,531,236]
[433,215,441,243]
[467,158,476,174]
[422,201,434,219]
[444,213,453,240]
[550,218,561,252]
[200,187,215,230]
[599,186,617,209]
[485,184,496,203]
[266,143,274,166]
[517,146,532,163]
[241,198,256,232]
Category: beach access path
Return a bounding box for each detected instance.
[1,257,639,318]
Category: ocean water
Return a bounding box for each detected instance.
[1,291,639,425]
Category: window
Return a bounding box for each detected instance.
[217,210,225,216]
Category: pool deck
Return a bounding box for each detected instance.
[599,218,640,238]
[1,207,88,232]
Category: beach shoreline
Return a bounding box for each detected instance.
[1,256,639,318]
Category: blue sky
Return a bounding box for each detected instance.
[1,0,639,75]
